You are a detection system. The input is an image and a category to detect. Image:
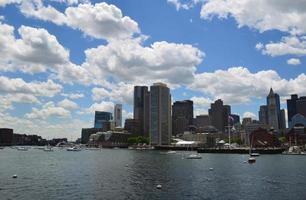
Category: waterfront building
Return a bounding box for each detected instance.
[172,100,193,136]
[124,118,141,136]
[242,117,252,128]
[250,128,280,148]
[208,99,231,132]
[94,111,112,128]
[195,115,211,128]
[297,96,306,117]
[88,130,131,148]
[259,105,269,125]
[81,128,104,144]
[149,83,171,145]
[287,94,306,128]
[114,104,122,127]
[0,128,13,146]
[267,88,281,131]
[134,86,150,137]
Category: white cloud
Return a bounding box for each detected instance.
[200,0,306,35]
[19,1,140,41]
[61,92,84,99]
[84,101,114,114]
[0,76,62,97]
[243,111,257,119]
[167,0,201,11]
[257,36,306,57]
[191,96,212,107]
[0,112,90,140]
[84,39,204,86]
[287,58,301,65]
[25,101,71,119]
[91,82,134,105]
[190,67,306,104]
[58,98,78,110]
[0,22,69,73]
[0,0,21,7]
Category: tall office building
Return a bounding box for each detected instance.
[94,111,112,128]
[172,100,193,135]
[230,114,240,125]
[195,115,210,128]
[267,88,281,131]
[287,94,306,127]
[134,86,150,137]
[296,97,306,118]
[114,104,122,127]
[279,109,286,132]
[208,99,231,132]
[150,83,171,145]
[259,105,269,125]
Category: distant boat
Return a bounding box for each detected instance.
[250,152,260,157]
[248,135,256,164]
[17,147,28,151]
[66,146,81,151]
[44,145,53,152]
[0,147,4,150]
[166,150,176,154]
[186,154,202,159]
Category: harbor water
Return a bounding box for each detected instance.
[1,148,306,200]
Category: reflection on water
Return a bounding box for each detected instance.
[0,148,306,200]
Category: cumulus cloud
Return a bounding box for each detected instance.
[58,98,78,110]
[0,76,62,97]
[243,111,257,119]
[0,112,90,139]
[190,67,306,104]
[0,23,69,73]
[61,92,84,99]
[167,0,201,11]
[19,1,140,40]
[84,39,204,86]
[287,58,301,65]
[91,82,134,105]
[256,36,306,57]
[200,0,306,34]
[25,101,71,119]
[84,101,114,114]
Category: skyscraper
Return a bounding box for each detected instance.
[150,83,171,145]
[287,94,298,126]
[134,86,150,137]
[114,104,122,127]
[287,94,306,127]
[259,105,268,125]
[267,88,281,131]
[94,111,112,128]
[208,99,231,132]
[172,100,193,135]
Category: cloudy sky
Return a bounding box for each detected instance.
[0,0,305,140]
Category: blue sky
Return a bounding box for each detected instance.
[0,0,305,139]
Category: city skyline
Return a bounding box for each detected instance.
[0,0,306,139]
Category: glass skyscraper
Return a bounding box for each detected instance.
[94,111,112,128]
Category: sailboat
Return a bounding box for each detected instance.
[248,134,256,164]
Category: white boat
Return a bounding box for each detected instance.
[44,145,53,152]
[17,147,28,151]
[186,154,202,159]
[250,152,260,157]
[248,135,256,164]
[66,146,81,151]
[166,150,177,154]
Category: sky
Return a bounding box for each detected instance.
[0,0,305,140]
